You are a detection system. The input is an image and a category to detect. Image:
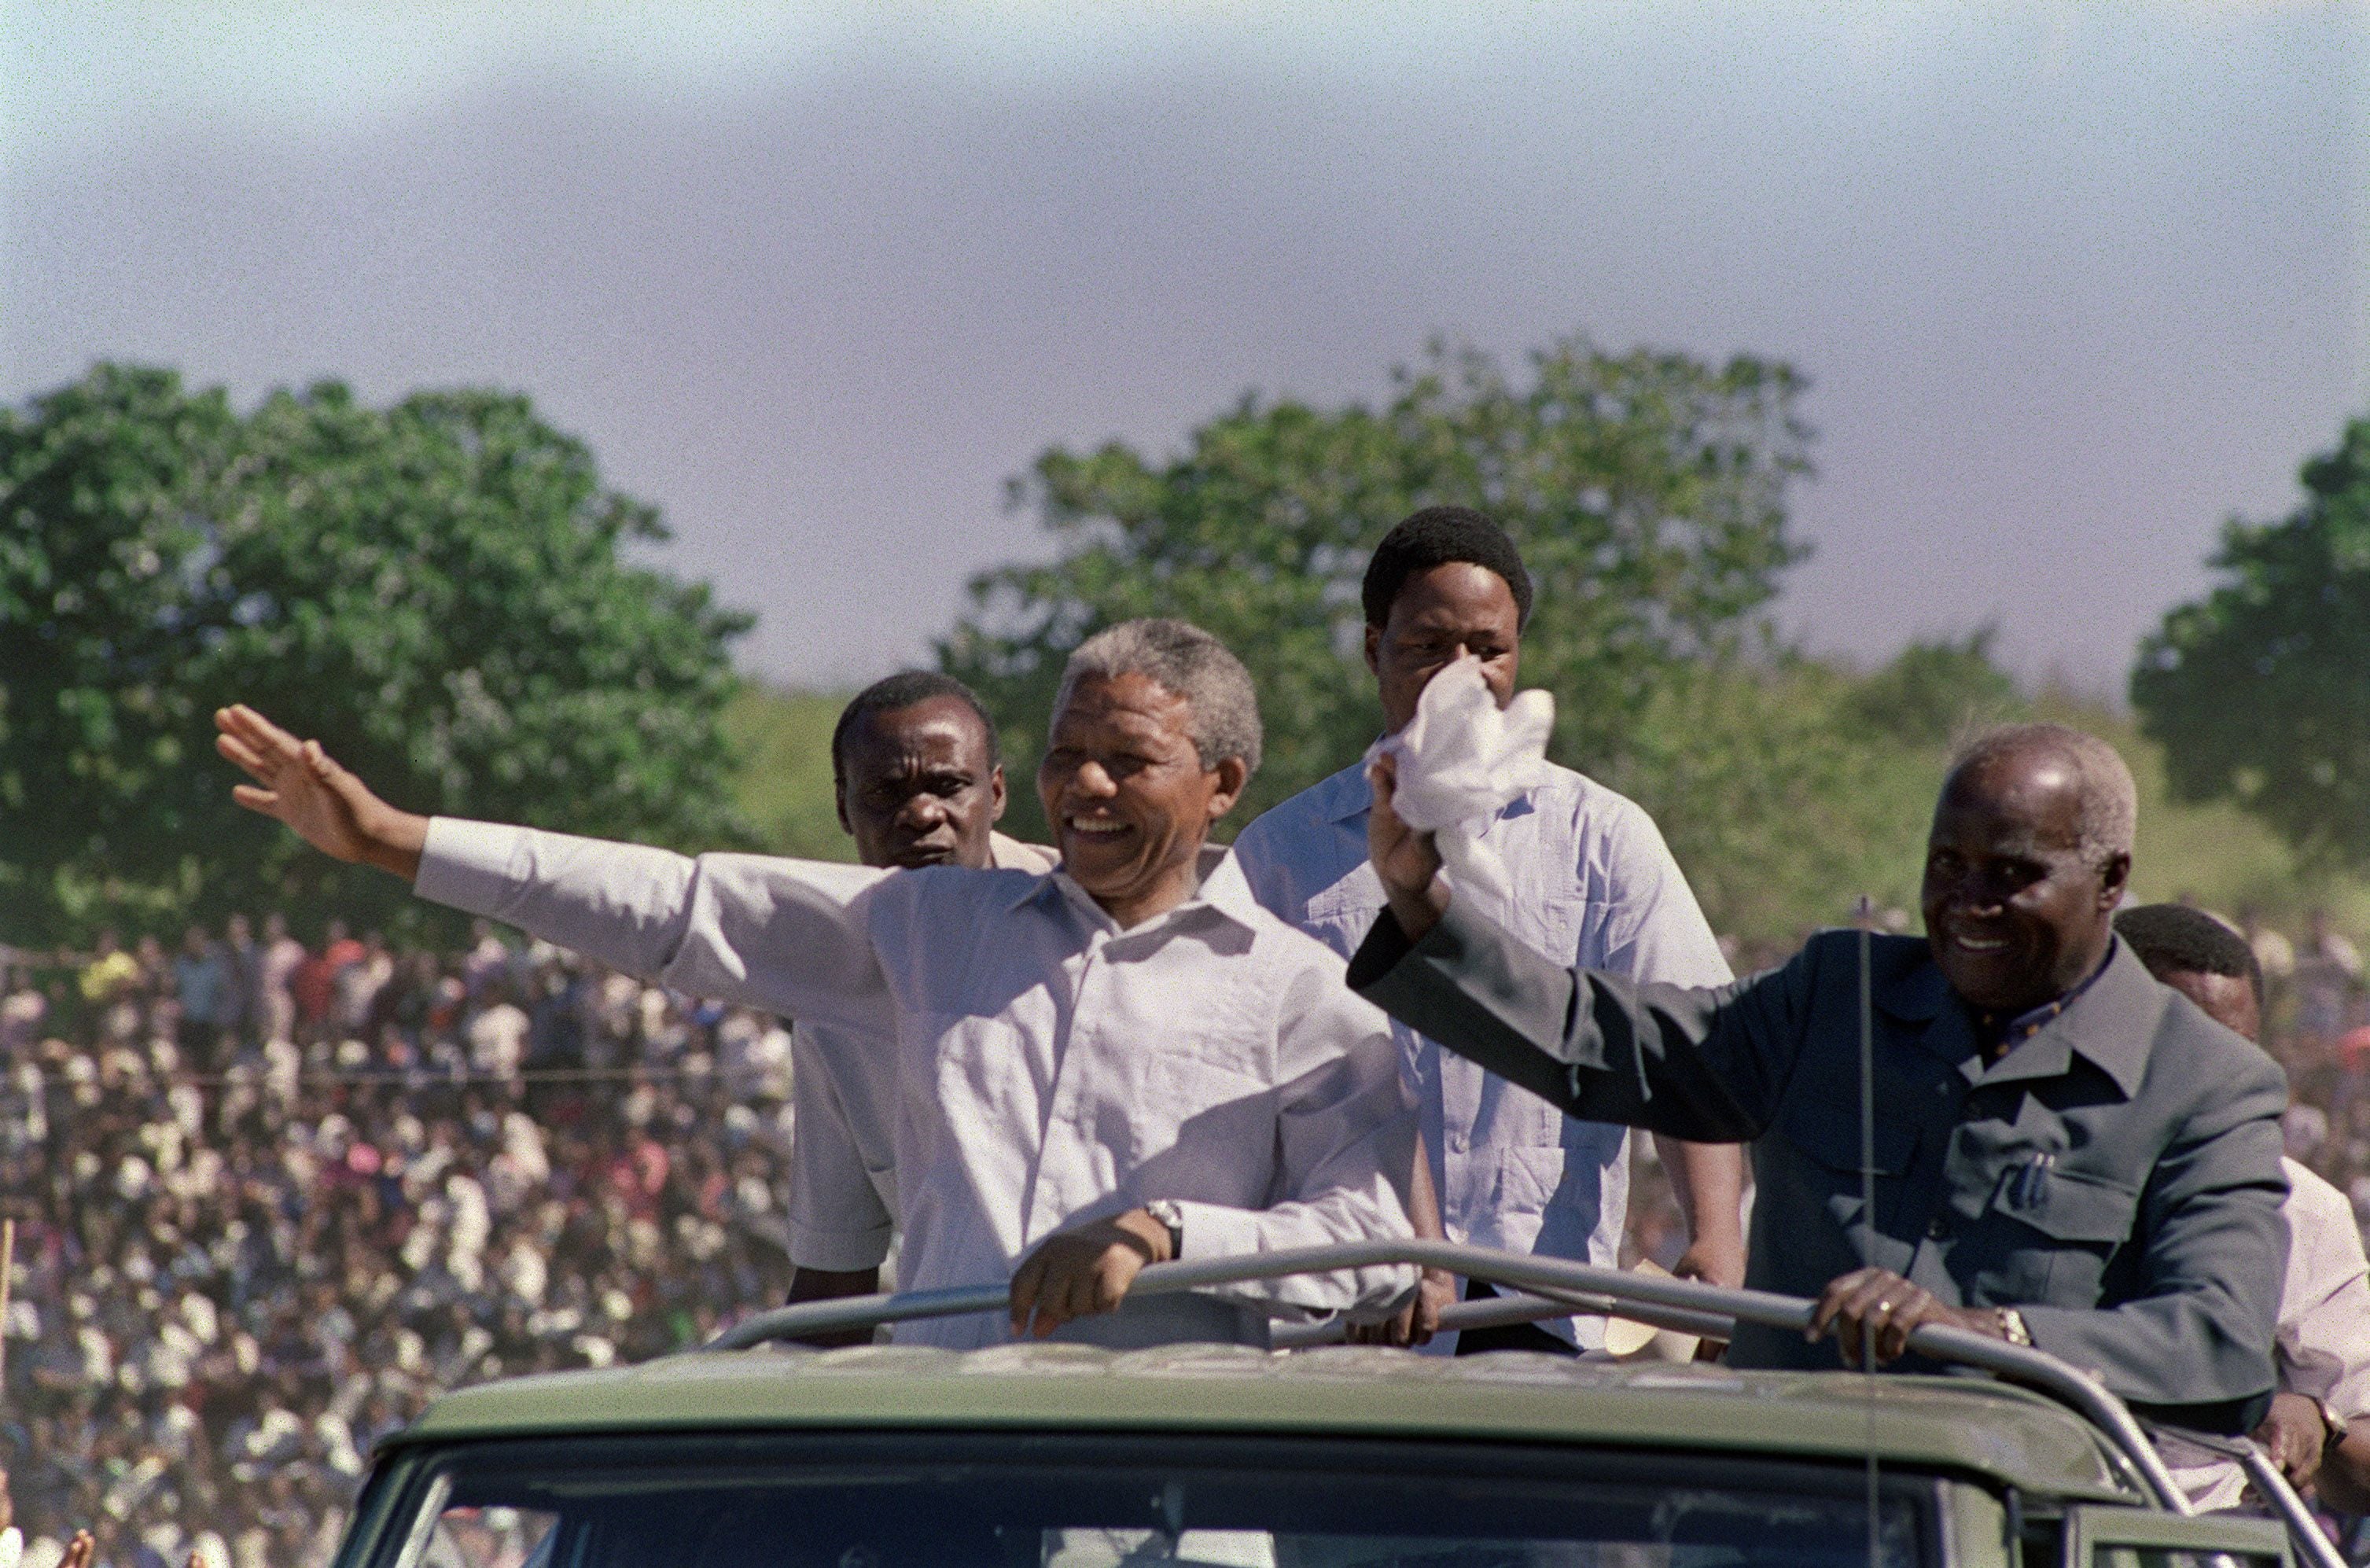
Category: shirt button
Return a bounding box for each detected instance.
[1926,1215,1951,1241]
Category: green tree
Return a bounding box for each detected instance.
[0,364,752,944]
[942,337,1814,852]
[2132,415,2370,878]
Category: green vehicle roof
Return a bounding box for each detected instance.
[396,1342,2137,1503]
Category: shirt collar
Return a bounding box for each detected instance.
[1318,761,1378,825]
[1879,934,2161,1098]
[999,841,1263,937]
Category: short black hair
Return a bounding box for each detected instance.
[1361,506,1536,629]
[830,672,1001,784]
[2114,904,2263,1008]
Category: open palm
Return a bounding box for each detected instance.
[214,705,423,875]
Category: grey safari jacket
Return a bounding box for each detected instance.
[1349,906,2289,1430]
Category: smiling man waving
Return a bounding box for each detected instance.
[217,618,1415,1349]
[1348,722,2288,1430]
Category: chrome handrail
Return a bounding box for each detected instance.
[707,1238,2323,1558]
[2140,1423,2349,1568]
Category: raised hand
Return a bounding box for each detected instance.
[213,705,428,878]
[1365,752,1448,942]
[62,1529,94,1568]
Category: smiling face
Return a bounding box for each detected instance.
[834,696,1007,870]
[1920,747,2129,1017]
[1037,671,1246,928]
[1365,561,1523,733]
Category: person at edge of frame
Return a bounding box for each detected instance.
[2115,903,2370,1512]
[214,617,1418,1351]
[1228,506,1746,1354]
[783,671,1058,1346]
[1347,720,2287,1432]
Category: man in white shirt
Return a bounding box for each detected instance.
[215,617,1415,1349]
[2115,904,2370,1513]
[786,670,1056,1342]
[1231,507,1746,1353]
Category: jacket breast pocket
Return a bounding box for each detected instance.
[1978,1165,2138,1305]
[1770,1101,1918,1269]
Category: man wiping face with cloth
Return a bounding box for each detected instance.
[1347,657,2287,1431]
[1232,508,1745,1354]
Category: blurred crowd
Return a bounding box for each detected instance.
[4,905,2368,1568]
[0,918,799,1568]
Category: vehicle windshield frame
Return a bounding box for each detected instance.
[342,1429,1951,1568]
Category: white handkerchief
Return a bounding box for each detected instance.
[1363,655,1555,913]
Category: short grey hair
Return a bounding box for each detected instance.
[1947,723,2137,869]
[1055,617,1263,778]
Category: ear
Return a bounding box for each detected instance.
[834,776,852,837]
[1205,756,1249,823]
[1363,623,1382,678]
[2096,850,2133,910]
[988,764,1009,823]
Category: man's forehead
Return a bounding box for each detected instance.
[1390,565,1519,624]
[848,700,989,761]
[1932,762,2085,849]
[1051,674,1193,738]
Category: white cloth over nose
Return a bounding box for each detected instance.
[1363,655,1555,914]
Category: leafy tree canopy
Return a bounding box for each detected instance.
[2132,414,2370,878]
[943,337,1815,856]
[0,363,752,944]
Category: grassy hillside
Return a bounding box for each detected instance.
[723,683,856,863]
[721,675,2370,940]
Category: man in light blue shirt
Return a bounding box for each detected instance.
[1231,506,1746,1352]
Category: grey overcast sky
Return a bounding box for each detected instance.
[5,2,2365,690]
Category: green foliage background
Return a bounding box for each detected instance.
[2133,415,2370,880]
[0,365,752,944]
[942,337,1812,844]
[11,353,2366,953]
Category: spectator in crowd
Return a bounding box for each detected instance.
[0,913,796,1568]
[1349,721,2289,1431]
[169,933,230,1070]
[215,617,1418,1352]
[2115,904,2370,1513]
[784,672,1055,1344]
[1231,506,1745,1353]
[253,919,304,1051]
[79,934,138,1012]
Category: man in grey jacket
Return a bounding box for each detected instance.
[1348,721,2287,1431]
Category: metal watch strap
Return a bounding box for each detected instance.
[1996,1307,2033,1347]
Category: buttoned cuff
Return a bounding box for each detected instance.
[1168,1200,1262,1266]
[414,817,527,915]
[787,1219,894,1273]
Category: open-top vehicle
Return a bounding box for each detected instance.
[336,1243,2339,1568]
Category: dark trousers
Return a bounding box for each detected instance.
[1454,1279,1579,1357]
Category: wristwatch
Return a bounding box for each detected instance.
[1995,1307,2033,1347]
[1143,1198,1185,1262]
[2317,1397,2351,1456]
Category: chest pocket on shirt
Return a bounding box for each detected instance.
[1977,1163,2140,1305]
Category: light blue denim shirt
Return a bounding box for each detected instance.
[1230,759,1730,1346]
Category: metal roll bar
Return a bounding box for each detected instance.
[707,1239,2339,1568]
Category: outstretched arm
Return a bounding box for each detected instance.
[215,705,428,877]
[217,705,901,1036]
